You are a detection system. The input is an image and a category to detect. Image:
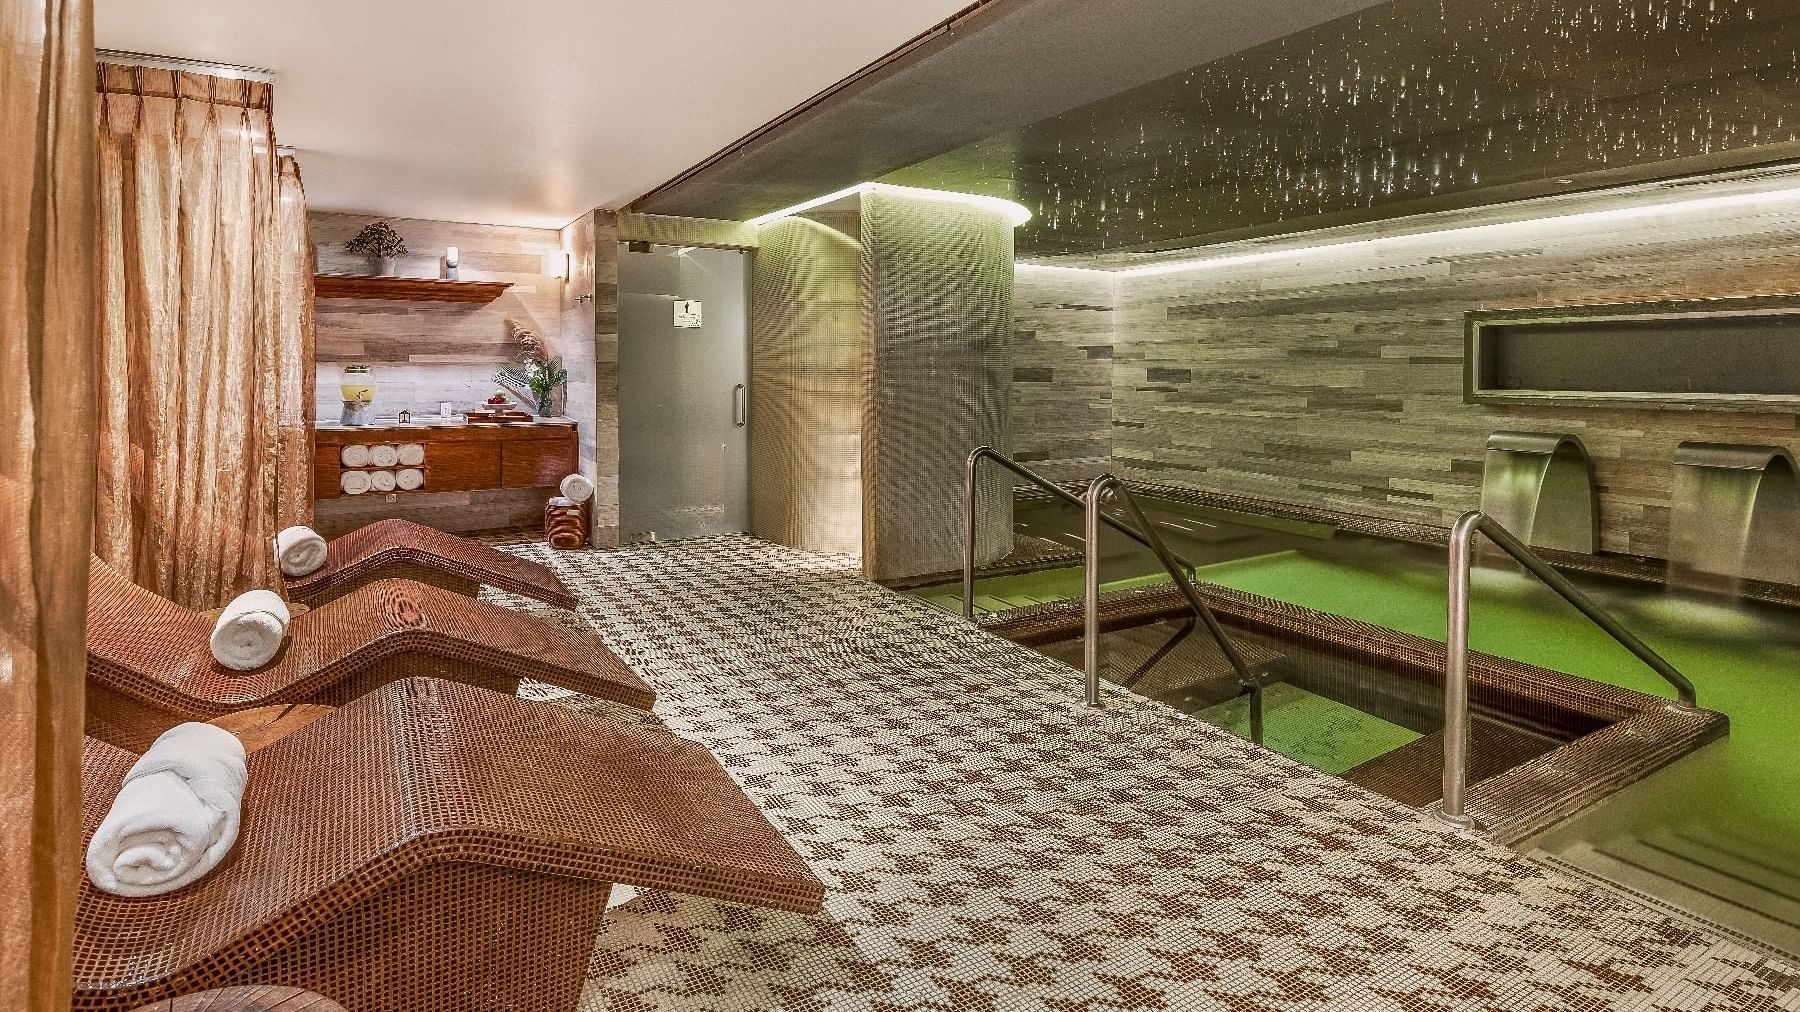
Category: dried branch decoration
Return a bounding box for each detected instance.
[507,318,546,361]
[343,220,409,258]
[498,318,565,416]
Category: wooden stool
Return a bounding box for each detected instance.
[544,496,589,550]
[131,985,346,1011]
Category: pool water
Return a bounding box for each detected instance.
[920,497,1800,953]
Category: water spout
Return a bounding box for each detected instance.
[1669,442,1800,590]
[1479,432,1598,554]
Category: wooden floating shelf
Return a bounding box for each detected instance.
[314,274,512,304]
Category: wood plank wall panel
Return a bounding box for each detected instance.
[558,210,604,538]
[311,213,563,372]
[1011,266,1115,484]
[582,211,623,546]
[1104,190,1800,559]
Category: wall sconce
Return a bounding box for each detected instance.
[549,251,569,280]
[444,245,460,281]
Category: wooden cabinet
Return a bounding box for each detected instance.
[502,438,578,489]
[313,422,577,499]
[427,443,503,492]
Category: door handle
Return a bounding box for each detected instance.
[732,383,746,427]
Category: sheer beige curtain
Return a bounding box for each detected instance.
[276,154,316,529]
[0,1,97,1009]
[95,65,312,607]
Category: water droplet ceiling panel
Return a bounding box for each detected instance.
[885,0,1800,255]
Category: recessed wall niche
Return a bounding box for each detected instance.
[1466,297,1800,412]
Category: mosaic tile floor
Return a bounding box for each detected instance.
[492,535,1800,1011]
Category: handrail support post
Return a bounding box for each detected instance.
[1433,509,1698,831]
[1082,479,1104,708]
[1434,513,1481,830]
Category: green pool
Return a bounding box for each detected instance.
[922,499,1800,952]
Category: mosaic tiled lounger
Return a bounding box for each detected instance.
[85,558,655,751]
[75,678,825,1012]
[283,518,579,609]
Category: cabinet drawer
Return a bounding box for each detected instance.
[501,437,576,488]
[426,443,502,492]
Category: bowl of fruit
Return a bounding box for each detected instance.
[467,390,527,424]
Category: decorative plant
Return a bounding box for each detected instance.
[343,220,409,258]
[495,319,568,416]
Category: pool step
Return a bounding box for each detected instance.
[1539,827,1800,959]
[1340,720,1555,807]
[1034,618,1284,709]
[1193,682,1422,776]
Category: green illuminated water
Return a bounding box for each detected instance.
[919,506,1800,876]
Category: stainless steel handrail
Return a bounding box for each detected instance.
[1436,510,1699,829]
[958,447,1262,730]
[962,446,1199,619]
[1087,475,1264,738]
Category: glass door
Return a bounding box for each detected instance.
[618,244,750,542]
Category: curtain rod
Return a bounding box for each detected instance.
[96,49,275,82]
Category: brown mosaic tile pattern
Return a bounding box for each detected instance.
[492,535,1799,1011]
[284,517,579,609]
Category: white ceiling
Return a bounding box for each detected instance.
[96,0,973,229]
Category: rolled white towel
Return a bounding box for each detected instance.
[340,470,371,496]
[369,444,399,468]
[86,721,247,897]
[396,443,425,467]
[339,444,371,468]
[273,525,328,577]
[209,589,290,670]
[559,473,595,504]
[395,467,424,491]
[369,469,397,493]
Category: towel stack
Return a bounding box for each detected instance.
[86,721,247,896]
[209,590,290,670]
[340,442,422,496]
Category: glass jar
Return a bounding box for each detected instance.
[340,364,377,404]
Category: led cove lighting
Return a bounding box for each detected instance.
[1117,185,1800,278]
[746,182,1032,229]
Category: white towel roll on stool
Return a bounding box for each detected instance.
[559,473,595,503]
